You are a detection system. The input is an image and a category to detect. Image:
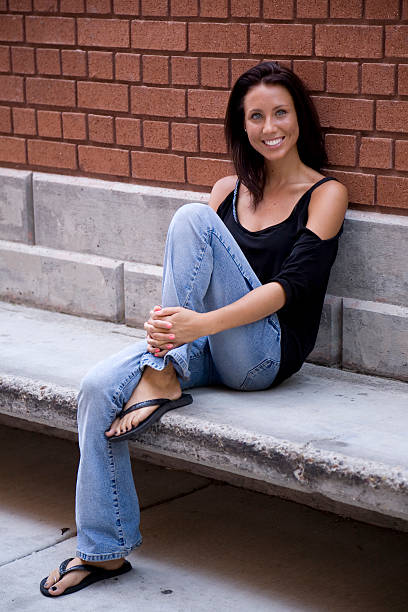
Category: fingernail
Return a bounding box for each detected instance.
[169,334,175,339]
[51,586,57,591]
[166,323,172,328]
[166,344,173,349]
[154,305,161,311]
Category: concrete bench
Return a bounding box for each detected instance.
[1,301,407,533]
[0,168,407,532]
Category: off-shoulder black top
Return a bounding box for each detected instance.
[216,176,343,387]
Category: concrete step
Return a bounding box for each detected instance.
[1,301,407,532]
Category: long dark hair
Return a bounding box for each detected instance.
[224,61,327,207]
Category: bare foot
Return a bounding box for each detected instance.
[43,556,125,597]
[105,364,181,438]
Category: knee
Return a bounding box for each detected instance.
[78,358,117,414]
[170,202,215,234]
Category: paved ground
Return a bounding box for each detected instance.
[0,424,407,611]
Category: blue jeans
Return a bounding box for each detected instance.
[75,203,281,561]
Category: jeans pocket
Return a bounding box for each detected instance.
[240,358,279,391]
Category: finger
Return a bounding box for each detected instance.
[151,306,181,317]
[147,317,173,330]
[147,336,174,349]
[150,331,175,341]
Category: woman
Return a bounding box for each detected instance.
[41,61,348,597]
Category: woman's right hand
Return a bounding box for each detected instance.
[144,305,177,357]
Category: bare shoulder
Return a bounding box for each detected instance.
[307,179,348,240]
[208,175,238,211]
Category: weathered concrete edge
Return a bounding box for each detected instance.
[1,372,407,528]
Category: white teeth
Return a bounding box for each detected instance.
[264,138,283,146]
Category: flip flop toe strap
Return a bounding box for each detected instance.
[118,398,170,419]
[58,558,100,578]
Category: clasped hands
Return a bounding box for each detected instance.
[144,305,206,358]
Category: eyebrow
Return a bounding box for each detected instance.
[247,104,290,113]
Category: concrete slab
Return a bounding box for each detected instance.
[0,301,407,528]
[0,425,208,566]
[1,479,408,611]
[0,241,125,321]
[308,294,342,366]
[0,168,33,244]
[124,261,162,327]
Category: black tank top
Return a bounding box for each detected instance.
[217,177,343,386]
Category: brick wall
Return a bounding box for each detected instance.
[0,0,407,213]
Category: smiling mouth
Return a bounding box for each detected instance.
[263,137,285,147]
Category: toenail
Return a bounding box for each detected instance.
[51,586,57,591]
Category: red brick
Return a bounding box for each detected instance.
[0,0,7,7]
[231,58,258,86]
[36,49,61,76]
[262,58,292,70]
[326,62,358,94]
[0,47,10,72]
[27,78,75,107]
[132,20,186,51]
[131,86,185,117]
[187,157,233,187]
[297,0,328,18]
[0,136,26,163]
[143,120,169,149]
[200,0,228,18]
[12,108,36,135]
[88,114,114,143]
[171,122,198,152]
[0,106,11,133]
[385,27,408,58]
[0,15,23,41]
[142,55,169,84]
[34,0,58,10]
[171,56,198,85]
[190,23,247,54]
[293,60,324,91]
[201,58,228,88]
[78,82,129,112]
[170,0,197,16]
[28,139,76,169]
[88,51,113,80]
[327,170,375,205]
[60,0,85,11]
[62,112,87,140]
[62,50,87,77]
[330,0,362,18]
[359,137,392,169]
[9,1,32,11]
[115,116,141,145]
[188,89,229,120]
[315,25,382,59]
[132,150,184,182]
[263,0,294,19]
[115,53,140,81]
[313,96,373,130]
[0,75,24,103]
[395,141,408,171]
[11,47,35,74]
[377,176,408,210]
[377,101,408,133]
[141,0,167,15]
[231,0,259,17]
[325,134,356,166]
[79,145,129,176]
[365,0,399,19]
[113,0,140,14]
[251,24,312,56]
[398,65,408,95]
[403,0,408,19]
[86,0,111,12]
[200,123,227,154]
[362,64,395,95]
[26,17,75,45]
[78,18,130,48]
[37,110,62,138]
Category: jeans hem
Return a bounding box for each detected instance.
[76,537,142,562]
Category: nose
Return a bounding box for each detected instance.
[262,115,278,135]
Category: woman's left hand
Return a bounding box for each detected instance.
[144,306,207,357]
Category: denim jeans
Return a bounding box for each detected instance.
[75,203,281,561]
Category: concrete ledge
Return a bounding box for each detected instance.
[124,261,162,326]
[0,168,33,244]
[308,295,342,366]
[1,302,408,532]
[33,173,208,266]
[0,240,124,321]
[343,298,408,381]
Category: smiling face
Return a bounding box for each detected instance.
[243,82,300,164]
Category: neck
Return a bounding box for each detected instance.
[264,149,304,188]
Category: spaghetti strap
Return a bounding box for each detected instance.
[307,176,337,196]
[232,179,240,223]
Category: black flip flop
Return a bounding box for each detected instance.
[107,394,193,442]
[40,557,132,597]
